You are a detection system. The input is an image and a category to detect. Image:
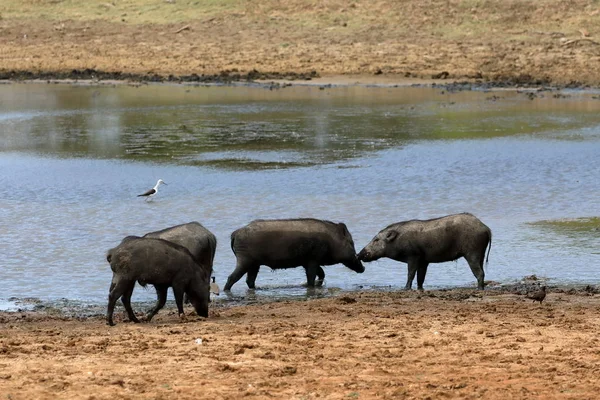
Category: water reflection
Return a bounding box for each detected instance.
[3,84,600,169]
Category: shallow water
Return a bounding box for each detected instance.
[1,83,600,309]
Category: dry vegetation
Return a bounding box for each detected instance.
[1,0,600,84]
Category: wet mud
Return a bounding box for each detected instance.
[0,68,319,84]
[3,279,598,317]
[2,68,593,91]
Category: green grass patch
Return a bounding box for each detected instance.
[528,217,600,233]
[187,158,312,170]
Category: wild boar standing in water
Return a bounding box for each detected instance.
[358,213,492,290]
[106,237,210,326]
[224,218,365,291]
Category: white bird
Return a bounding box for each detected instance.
[210,277,220,296]
[137,179,167,201]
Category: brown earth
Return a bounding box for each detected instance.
[2,288,600,399]
[1,0,600,85]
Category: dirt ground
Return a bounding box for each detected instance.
[2,288,600,399]
[2,0,600,85]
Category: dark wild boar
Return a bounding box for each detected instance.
[358,213,492,290]
[107,222,218,301]
[106,237,210,326]
[143,222,217,273]
[224,218,365,291]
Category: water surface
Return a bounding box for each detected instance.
[1,83,599,308]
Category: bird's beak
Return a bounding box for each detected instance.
[163,182,168,185]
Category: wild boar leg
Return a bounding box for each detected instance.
[121,283,140,323]
[146,284,168,321]
[304,263,320,287]
[107,277,134,326]
[416,261,429,291]
[245,265,260,289]
[465,254,485,290]
[405,259,419,290]
[224,260,250,291]
[316,266,325,282]
[173,285,185,317]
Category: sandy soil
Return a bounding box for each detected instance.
[2,0,600,86]
[2,288,600,399]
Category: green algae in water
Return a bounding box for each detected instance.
[528,217,600,233]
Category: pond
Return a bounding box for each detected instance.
[1,82,599,309]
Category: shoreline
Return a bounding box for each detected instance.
[2,278,598,318]
[2,70,597,91]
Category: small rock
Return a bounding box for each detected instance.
[281,366,297,375]
[432,71,450,79]
[338,296,357,304]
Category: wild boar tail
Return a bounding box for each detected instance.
[485,229,492,265]
[209,235,217,265]
[230,232,237,255]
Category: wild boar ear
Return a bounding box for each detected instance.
[385,230,398,241]
[338,223,350,237]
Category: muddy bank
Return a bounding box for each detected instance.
[3,279,596,318]
[2,284,600,399]
[0,68,319,85]
[2,68,594,90]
